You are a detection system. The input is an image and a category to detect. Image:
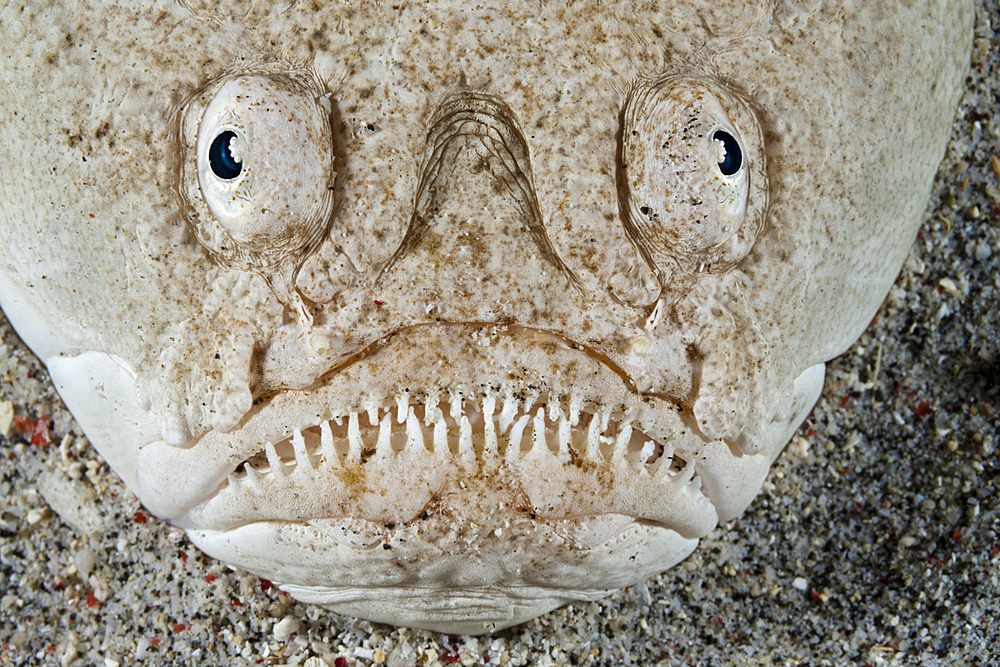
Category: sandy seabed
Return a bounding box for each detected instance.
[2,3,998,666]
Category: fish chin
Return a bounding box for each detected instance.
[187,515,700,635]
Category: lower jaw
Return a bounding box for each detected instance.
[185,515,699,635]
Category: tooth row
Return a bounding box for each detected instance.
[236,393,683,480]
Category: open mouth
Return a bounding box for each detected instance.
[181,390,718,545]
[234,394,683,479]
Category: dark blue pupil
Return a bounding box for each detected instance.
[209,131,242,180]
[714,130,742,176]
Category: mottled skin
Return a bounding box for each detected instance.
[0,1,972,633]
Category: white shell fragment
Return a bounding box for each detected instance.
[0,0,974,635]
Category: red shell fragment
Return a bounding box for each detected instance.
[12,414,33,435]
[30,416,52,446]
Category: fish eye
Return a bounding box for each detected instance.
[713,130,742,176]
[619,78,765,274]
[179,73,336,274]
[208,130,243,180]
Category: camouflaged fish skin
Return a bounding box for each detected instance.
[0,1,973,633]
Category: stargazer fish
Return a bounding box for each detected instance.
[0,0,973,633]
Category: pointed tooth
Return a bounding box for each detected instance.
[612,424,631,461]
[684,474,704,498]
[333,414,343,426]
[531,407,547,454]
[320,420,339,467]
[586,415,601,460]
[482,395,497,458]
[226,474,239,490]
[459,415,474,466]
[678,458,696,484]
[244,465,262,491]
[292,428,313,470]
[568,395,582,427]
[450,393,463,422]
[347,412,363,461]
[630,440,655,468]
[396,392,409,424]
[507,414,529,459]
[651,443,676,479]
[424,388,441,426]
[498,394,518,433]
[265,442,285,477]
[406,407,425,453]
[376,413,393,458]
[433,417,449,454]
[557,415,571,459]
[366,404,379,426]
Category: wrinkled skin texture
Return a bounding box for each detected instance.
[0,1,972,633]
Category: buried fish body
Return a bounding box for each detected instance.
[0,1,974,634]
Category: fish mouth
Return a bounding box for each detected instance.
[180,390,718,545]
[139,322,727,545]
[132,323,824,634]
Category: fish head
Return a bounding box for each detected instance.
[0,1,972,633]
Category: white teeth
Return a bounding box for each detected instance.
[684,473,704,499]
[459,415,474,465]
[586,414,601,460]
[531,407,547,453]
[449,393,463,422]
[244,464,262,491]
[376,412,393,458]
[498,394,518,434]
[405,407,424,453]
[522,392,537,416]
[557,415,571,458]
[569,394,582,427]
[650,443,676,479]
[508,414,530,458]
[677,458,696,485]
[292,428,313,470]
[320,420,338,467]
[612,424,631,461]
[639,440,655,461]
[265,441,285,477]
[396,393,408,424]
[227,394,693,497]
[423,388,441,425]
[347,412,363,461]
[433,416,448,453]
[625,439,656,469]
[482,396,497,457]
